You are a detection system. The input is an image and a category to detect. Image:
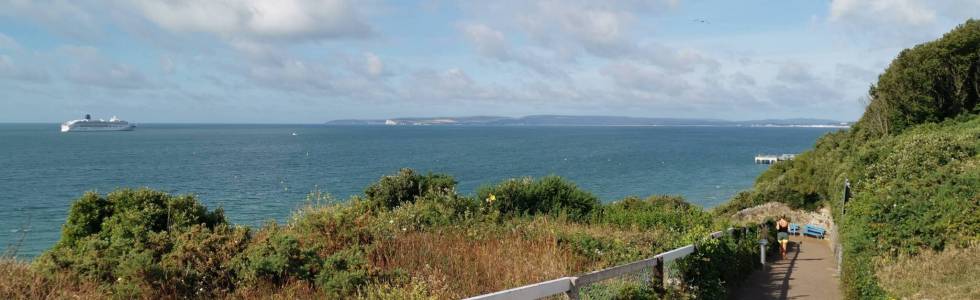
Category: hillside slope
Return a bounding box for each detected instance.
[715,20,980,299]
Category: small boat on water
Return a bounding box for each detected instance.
[61,114,136,132]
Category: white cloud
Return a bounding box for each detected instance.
[0,54,50,82]
[461,1,715,76]
[776,62,817,85]
[461,24,508,58]
[0,0,102,40]
[830,0,935,25]
[515,1,635,57]
[731,72,756,87]
[460,23,568,77]
[402,68,511,102]
[131,0,373,42]
[827,0,980,47]
[0,32,21,50]
[766,61,844,109]
[600,62,691,97]
[245,57,333,91]
[60,46,152,89]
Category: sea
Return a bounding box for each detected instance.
[0,124,840,258]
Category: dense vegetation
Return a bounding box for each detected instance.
[2,169,762,299]
[715,20,980,299]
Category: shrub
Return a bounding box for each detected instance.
[160,224,251,296]
[36,189,226,284]
[675,230,761,299]
[315,248,372,295]
[364,169,457,210]
[382,193,479,231]
[594,196,713,232]
[476,176,600,221]
[234,225,318,284]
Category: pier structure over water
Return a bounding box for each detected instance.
[755,154,796,164]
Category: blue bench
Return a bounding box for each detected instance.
[803,224,826,239]
[788,223,800,235]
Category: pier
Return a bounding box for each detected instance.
[755,154,796,164]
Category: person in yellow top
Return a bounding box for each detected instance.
[776,216,790,259]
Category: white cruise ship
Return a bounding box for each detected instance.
[61,114,136,132]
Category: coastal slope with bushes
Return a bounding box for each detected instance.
[1,169,761,299]
[715,20,980,299]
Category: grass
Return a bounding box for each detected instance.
[876,244,980,300]
[0,258,101,299]
[373,221,591,298]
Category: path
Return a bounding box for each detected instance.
[731,235,841,300]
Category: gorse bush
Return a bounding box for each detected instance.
[35,189,230,297]
[37,189,226,276]
[364,168,457,210]
[33,189,388,298]
[476,175,600,221]
[161,224,250,295]
[56,189,226,249]
[595,195,713,232]
[234,225,318,284]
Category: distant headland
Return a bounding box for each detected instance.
[326,115,851,127]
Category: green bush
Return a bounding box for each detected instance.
[160,224,250,296]
[675,229,761,299]
[234,225,318,284]
[315,248,372,295]
[364,168,457,210]
[382,193,480,231]
[594,196,713,232]
[36,189,226,281]
[476,176,600,221]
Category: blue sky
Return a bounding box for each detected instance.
[0,0,977,123]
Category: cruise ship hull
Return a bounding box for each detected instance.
[60,124,136,132]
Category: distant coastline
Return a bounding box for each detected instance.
[326,114,852,128]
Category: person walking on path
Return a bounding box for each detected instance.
[776,216,790,259]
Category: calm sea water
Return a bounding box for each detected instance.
[0,124,838,257]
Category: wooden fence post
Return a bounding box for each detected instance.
[654,256,665,293]
[759,239,768,269]
[565,278,579,300]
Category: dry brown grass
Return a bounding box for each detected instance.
[877,244,980,300]
[0,259,102,299]
[370,217,677,299]
[373,226,593,298]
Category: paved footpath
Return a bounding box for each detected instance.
[731,235,841,300]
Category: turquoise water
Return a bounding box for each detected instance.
[0,124,838,257]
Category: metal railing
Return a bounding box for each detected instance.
[465,228,749,300]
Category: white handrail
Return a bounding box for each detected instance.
[465,227,742,300]
[462,277,575,300]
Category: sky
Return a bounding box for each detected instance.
[0,0,978,123]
